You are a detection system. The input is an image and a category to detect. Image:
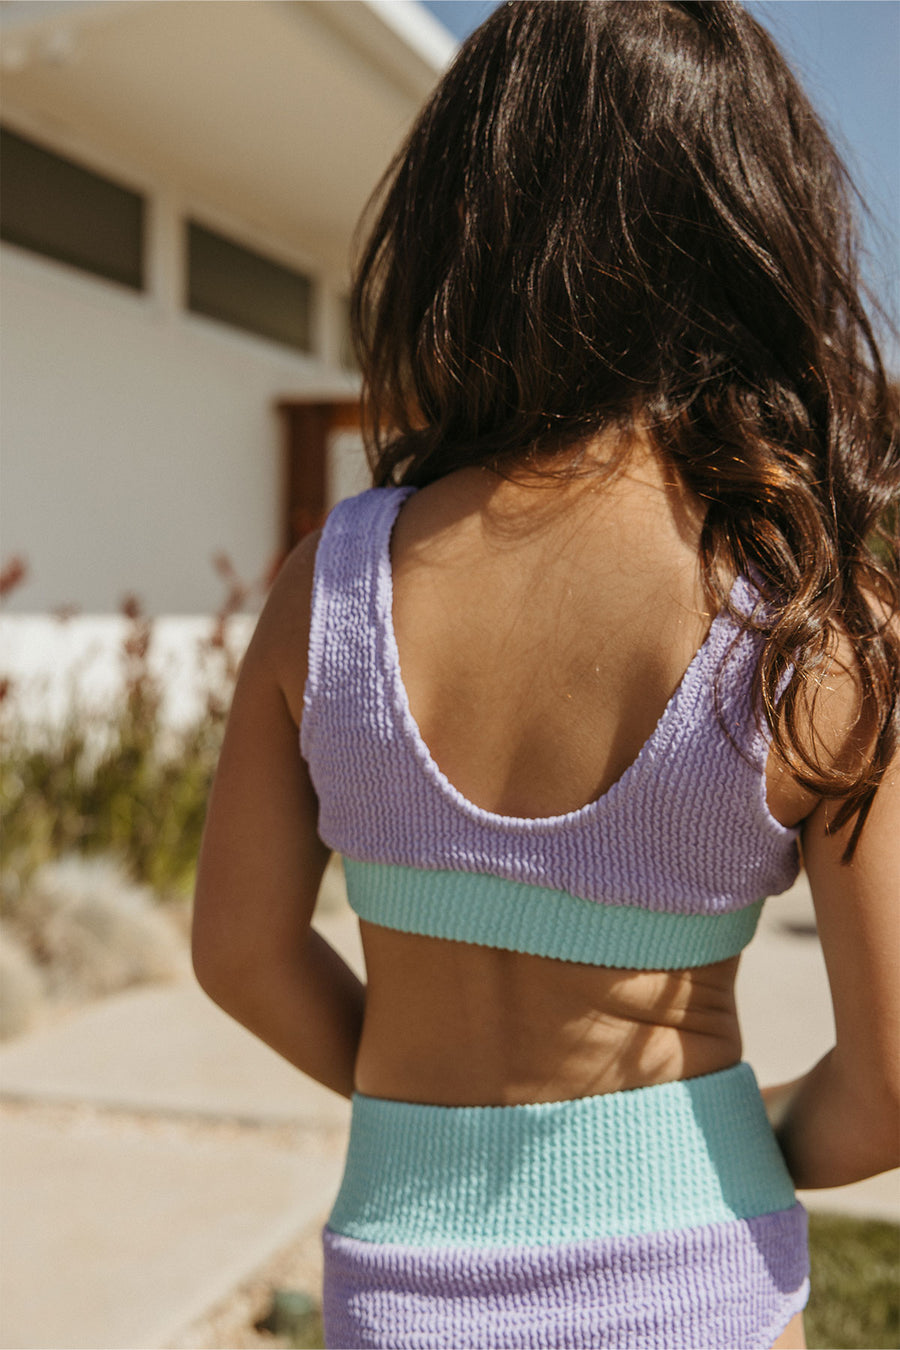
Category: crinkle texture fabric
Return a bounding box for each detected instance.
[322,1068,809,1349]
[327,1066,795,1247]
[323,1214,809,1350]
[301,487,800,970]
[342,859,765,969]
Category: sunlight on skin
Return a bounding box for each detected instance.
[772,1310,807,1349]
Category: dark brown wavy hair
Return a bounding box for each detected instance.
[351,0,899,856]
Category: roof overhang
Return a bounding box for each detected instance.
[0,0,456,274]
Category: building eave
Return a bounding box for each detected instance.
[0,1,453,276]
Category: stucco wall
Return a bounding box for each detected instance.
[0,237,363,615]
[0,1,451,617]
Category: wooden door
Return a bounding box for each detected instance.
[276,398,362,551]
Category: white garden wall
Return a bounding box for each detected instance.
[0,613,256,732]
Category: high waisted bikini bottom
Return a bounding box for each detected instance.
[322,1062,809,1349]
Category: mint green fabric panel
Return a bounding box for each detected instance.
[342,859,763,969]
[327,1064,797,1247]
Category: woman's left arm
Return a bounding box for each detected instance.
[191,533,364,1099]
[761,757,900,1187]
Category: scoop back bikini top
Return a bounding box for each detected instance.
[301,487,801,970]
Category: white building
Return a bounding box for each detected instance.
[0,0,454,615]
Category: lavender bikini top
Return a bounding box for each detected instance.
[301,487,800,970]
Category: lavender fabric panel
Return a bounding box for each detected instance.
[302,487,800,917]
[322,1204,809,1350]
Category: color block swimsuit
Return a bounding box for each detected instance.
[301,487,810,1349]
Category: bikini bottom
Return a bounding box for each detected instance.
[322,1062,809,1349]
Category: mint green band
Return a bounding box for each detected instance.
[342,859,763,970]
[328,1063,797,1247]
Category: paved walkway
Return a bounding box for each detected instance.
[1,877,897,1349]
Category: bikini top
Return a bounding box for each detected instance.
[301,486,801,970]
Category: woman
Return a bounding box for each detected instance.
[192,3,899,1347]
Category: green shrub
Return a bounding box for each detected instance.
[0,560,265,905]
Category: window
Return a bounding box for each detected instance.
[0,126,145,290]
[186,221,313,354]
[339,294,359,371]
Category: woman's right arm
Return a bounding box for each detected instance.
[763,756,899,1188]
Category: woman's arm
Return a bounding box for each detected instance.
[191,533,365,1099]
[762,754,900,1188]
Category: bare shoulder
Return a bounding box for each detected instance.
[769,593,898,823]
[812,583,896,738]
[241,529,322,727]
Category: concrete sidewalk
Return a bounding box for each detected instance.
[1,880,897,1349]
[0,903,360,1350]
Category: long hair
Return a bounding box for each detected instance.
[351,0,899,856]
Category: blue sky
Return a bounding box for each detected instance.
[419,1,899,347]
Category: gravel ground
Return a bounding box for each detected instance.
[166,1222,327,1350]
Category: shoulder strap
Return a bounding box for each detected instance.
[300,487,412,769]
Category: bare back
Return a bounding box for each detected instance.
[353,448,811,1107]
